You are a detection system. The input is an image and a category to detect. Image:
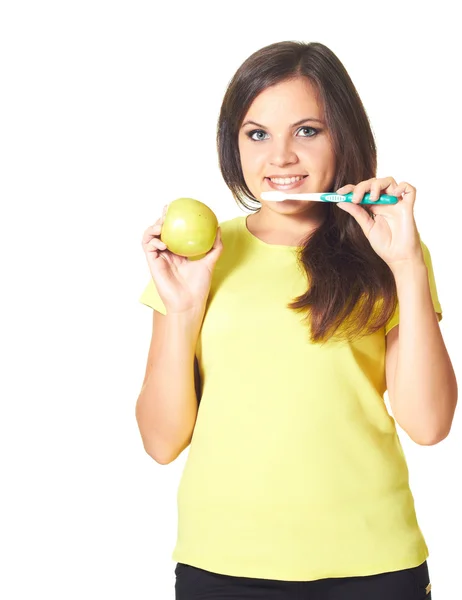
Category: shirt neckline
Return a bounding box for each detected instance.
[239,215,303,250]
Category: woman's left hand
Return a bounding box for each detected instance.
[335,176,424,269]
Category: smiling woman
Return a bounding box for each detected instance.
[137,39,450,600]
[217,43,400,343]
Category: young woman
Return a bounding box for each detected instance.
[136,41,457,599]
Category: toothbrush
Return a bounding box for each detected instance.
[260,191,398,205]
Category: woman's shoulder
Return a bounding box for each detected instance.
[216,215,245,250]
[218,215,243,234]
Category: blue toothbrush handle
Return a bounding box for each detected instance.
[341,192,398,205]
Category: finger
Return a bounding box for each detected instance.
[352,177,397,204]
[351,178,375,204]
[369,177,398,201]
[141,226,159,245]
[336,202,375,235]
[210,227,222,251]
[335,184,355,195]
[202,227,223,265]
[146,237,167,252]
[391,181,416,205]
[141,215,165,245]
[150,223,162,235]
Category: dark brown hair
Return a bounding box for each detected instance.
[216,40,397,343]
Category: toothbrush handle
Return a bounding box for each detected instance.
[342,192,398,205]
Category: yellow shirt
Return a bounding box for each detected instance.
[139,214,443,581]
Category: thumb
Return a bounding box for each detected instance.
[336,202,375,235]
[202,227,223,267]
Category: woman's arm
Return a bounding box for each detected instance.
[136,308,203,463]
[385,259,457,445]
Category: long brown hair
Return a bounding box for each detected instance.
[216,40,397,344]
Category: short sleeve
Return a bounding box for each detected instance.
[385,239,443,335]
[139,277,167,315]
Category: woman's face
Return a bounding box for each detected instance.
[238,77,336,217]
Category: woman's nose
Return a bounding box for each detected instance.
[268,137,298,166]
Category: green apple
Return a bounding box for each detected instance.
[160,197,218,258]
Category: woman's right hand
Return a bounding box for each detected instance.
[141,204,224,315]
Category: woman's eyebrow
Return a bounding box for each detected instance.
[241,117,325,129]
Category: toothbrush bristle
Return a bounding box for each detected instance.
[261,192,283,200]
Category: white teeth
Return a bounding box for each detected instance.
[269,176,305,184]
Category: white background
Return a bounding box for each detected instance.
[1,1,460,598]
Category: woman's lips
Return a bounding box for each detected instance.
[265,175,308,191]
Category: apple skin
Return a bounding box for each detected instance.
[160,198,218,258]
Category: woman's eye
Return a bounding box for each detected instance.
[298,126,318,137]
[248,130,268,141]
[247,127,319,141]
